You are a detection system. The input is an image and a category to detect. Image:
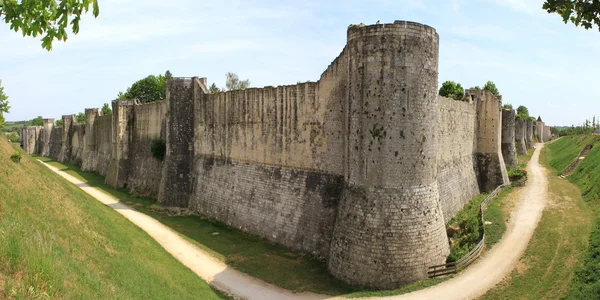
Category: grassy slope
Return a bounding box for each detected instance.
[481,138,594,299]
[0,137,226,299]
[546,135,600,174]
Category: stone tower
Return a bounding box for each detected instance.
[82,108,101,171]
[328,21,449,289]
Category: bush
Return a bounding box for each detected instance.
[10,152,21,163]
[446,194,486,262]
[150,139,166,161]
[508,165,527,186]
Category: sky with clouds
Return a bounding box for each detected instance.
[1,0,598,126]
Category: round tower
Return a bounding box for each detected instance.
[328,21,448,289]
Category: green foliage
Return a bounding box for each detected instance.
[503,104,513,109]
[55,119,63,126]
[369,123,386,142]
[483,81,499,96]
[446,193,487,263]
[10,151,21,163]
[6,132,19,143]
[101,103,112,115]
[543,0,600,30]
[507,165,527,186]
[470,86,481,90]
[75,112,86,123]
[438,80,465,100]
[559,126,595,136]
[516,105,529,116]
[30,116,43,126]
[0,79,9,129]
[150,139,166,161]
[1,0,100,50]
[209,83,222,93]
[225,72,250,91]
[120,72,169,103]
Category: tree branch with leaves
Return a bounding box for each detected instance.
[0,0,100,50]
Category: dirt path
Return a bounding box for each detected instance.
[39,144,548,300]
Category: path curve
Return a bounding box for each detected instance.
[39,144,548,300]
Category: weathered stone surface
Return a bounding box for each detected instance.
[501,109,517,168]
[515,118,527,155]
[526,120,534,148]
[20,126,42,154]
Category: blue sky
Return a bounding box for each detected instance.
[0,0,597,126]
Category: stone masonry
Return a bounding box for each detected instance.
[501,109,517,169]
[23,21,549,290]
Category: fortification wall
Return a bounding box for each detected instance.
[24,20,534,290]
[129,101,166,197]
[469,89,509,192]
[328,22,449,289]
[526,121,533,148]
[91,114,113,176]
[437,97,479,222]
[21,126,42,154]
[501,109,517,168]
[70,124,85,165]
[190,50,348,257]
[515,118,527,155]
[48,126,62,158]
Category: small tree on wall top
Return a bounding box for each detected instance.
[483,81,499,96]
[438,81,465,101]
[225,72,250,91]
[101,103,112,115]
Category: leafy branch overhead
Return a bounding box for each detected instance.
[544,0,600,30]
[0,0,100,50]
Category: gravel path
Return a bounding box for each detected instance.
[39,145,547,300]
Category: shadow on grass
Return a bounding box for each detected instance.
[33,155,451,297]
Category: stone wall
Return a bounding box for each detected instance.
[515,118,527,155]
[470,89,509,192]
[129,101,166,197]
[24,20,538,290]
[437,97,480,222]
[21,126,42,154]
[501,109,517,168]
[526,120,533,148]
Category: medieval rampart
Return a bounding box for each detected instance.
[22,20,552,290]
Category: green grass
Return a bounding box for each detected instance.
[483,186,513,249]
[481,135,595,299]
[0,138,227,299]
[545,135,600,175]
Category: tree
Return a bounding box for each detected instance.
[165,70,173,81]
[56,119,63,126]
[503,104,513,109]
[438,80,465,100]
[225,72,250,91]
[470,86,481,90]
[1,0,100,50]
[119,73,167,103]
[516,105,529,116]
[483,81,499,96]
[76,112,86,123]
[30,116,43,126]
[543,1,600,31]
[209,83,222,93]
[101,103,112,115]
[0,79,9,129]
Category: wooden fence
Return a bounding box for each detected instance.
[427,183,511,278]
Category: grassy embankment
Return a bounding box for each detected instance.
[0,137,227,299]
[482,136,599,299]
